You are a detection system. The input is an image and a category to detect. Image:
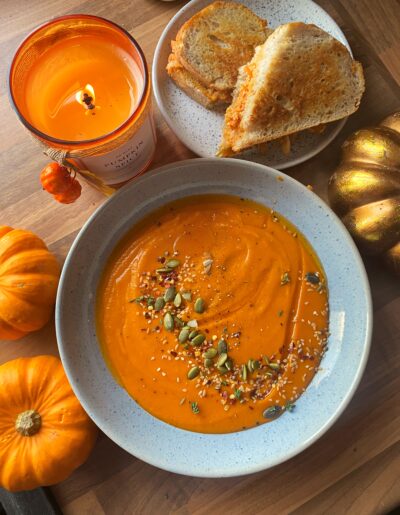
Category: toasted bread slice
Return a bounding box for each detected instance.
[172,1,269,93]
[166,52,231,110]
[218,22,365,156]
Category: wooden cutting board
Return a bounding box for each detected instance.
[0,0,399,513]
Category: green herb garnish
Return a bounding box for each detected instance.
[234,389,242,400]
[191,402,200,414]
[128,295,147,303]
[285,402,296,412]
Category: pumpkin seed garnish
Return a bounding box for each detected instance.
[268,362,280,371]
[247,359,255,373]
[241,364,248,380]
[191,334,206,347]
[188,329,199,340]
[156,267,173,274]
[187,319,198,328]
[203,258,213,275]
[178,327,190,343]
[263,405,282,418]
[253,360,260,370]
[174,292,182,307]
[164,286,176,302]
[182,291,192,301]
[285,401,296,412]
[188,366,200,380]
[280,272,290,285]
[194,297,205,313]
[225,358,233,371]
[163,312,174,331]
[204,358,214,368]
[217,365,228,375]
[154,297,165,311]
[204,348,218,359]
[166,259,180,268]
[305,272,320,285]
[147,296,155,306]
[217,339,228,354]
[191,401,200,414]
[174,316,184,328]
[263,355,270,365]
[217,353,228,367]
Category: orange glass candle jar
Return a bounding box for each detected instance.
[9,15,156,190]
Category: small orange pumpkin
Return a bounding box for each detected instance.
[40,163,82,204]
[0,355,98,492]
[54,179,82,204]
[0,226,61,340]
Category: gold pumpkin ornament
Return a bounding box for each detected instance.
[328,112,400,275]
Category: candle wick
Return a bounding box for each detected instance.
[82,92,95,110]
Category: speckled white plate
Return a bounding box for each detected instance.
[56,158,372,477]
[153,0,352,168]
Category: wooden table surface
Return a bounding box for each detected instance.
[1,0,400,514]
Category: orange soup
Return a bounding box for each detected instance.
[97,195,329,433]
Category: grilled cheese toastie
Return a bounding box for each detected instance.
[218,22,365,155]
[167,1,270,110]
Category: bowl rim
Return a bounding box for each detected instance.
[56,157,373,477]
[152,0,350,169]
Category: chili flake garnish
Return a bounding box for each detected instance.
[128,249,327,421]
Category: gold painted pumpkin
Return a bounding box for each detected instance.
[0,226,61,340]
[0,355,97,491]
[328,112,400,275]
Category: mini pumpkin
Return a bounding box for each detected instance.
[0,226,61,340]
[0,355,97,491]
[40,163,82,204]
[328,112,400,275]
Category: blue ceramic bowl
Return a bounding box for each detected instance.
[56,158,372,477]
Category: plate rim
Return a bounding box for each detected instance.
[152,0,352,169]
[56,158,373,477]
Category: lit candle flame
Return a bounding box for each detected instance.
[75,84,96,110]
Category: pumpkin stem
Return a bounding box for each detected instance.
[15,409,42,436]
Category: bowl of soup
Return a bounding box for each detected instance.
[56,158,372,477]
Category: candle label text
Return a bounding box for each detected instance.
[78,116,156,185]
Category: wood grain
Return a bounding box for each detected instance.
[0,0,399,514]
